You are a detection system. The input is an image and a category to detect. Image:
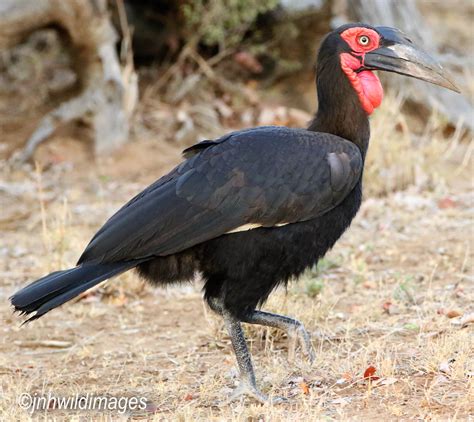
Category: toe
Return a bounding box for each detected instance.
[227,382,287,404]
[270,395,288,404]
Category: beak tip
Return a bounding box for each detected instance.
[443,78,461,94]
[451,84,462,94]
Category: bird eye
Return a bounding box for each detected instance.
[358,35,370,46]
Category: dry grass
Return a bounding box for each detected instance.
[1,0,473,414]
[365,94,472,197]
[0,88,473,420]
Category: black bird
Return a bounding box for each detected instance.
[11,24,458,402]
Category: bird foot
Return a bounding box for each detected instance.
[288,324,316,365]
[227,381,286,404]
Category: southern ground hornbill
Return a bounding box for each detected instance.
[11,24,458,403]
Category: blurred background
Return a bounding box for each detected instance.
[0,0,472,166]
[0,0,472,419]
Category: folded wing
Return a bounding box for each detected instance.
[78,126,363,264]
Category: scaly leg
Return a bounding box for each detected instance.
[222,310,286,404]
[241,310,315,364]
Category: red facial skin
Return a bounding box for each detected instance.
[339,27,383,115]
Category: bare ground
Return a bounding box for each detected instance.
[0,115,473,421]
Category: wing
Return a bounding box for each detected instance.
[78,126,362,264]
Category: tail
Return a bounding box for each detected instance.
[10,261,137,322]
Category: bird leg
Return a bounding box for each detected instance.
[221,310,286,404]
[241,310,315,364]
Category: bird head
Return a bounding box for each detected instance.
[318,23,460,115]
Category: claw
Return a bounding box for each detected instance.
[288,324,316,365]
[227,381,287,404]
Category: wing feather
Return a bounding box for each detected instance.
[79,126,363,264]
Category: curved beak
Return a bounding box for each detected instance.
[364,26,460,93]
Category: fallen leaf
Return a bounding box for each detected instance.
[438,197,457,209]
[446,309,462,319]
[299,381,310,395]
[363,365,380,381]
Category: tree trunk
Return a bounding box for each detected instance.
[0,0,137,161]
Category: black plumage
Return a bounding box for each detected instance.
[11,23,459,402]
[130,128,362,318]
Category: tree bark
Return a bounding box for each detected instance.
[0,0,137,160]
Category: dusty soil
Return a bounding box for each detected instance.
[1,0,473,416]
[0,123,473,421]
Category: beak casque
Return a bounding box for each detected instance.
[364,26,460,93]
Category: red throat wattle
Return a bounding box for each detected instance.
[340,53,383,115]
[339,27,384,115]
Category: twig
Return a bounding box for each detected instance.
[34,161,50,258]
[115,0,133,64]
[145,40,198,100]
[187,48,251,97]
[455,137,474,176]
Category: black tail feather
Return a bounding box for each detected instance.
[10,261,137,322]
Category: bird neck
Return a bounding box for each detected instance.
[308,54,371,158]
